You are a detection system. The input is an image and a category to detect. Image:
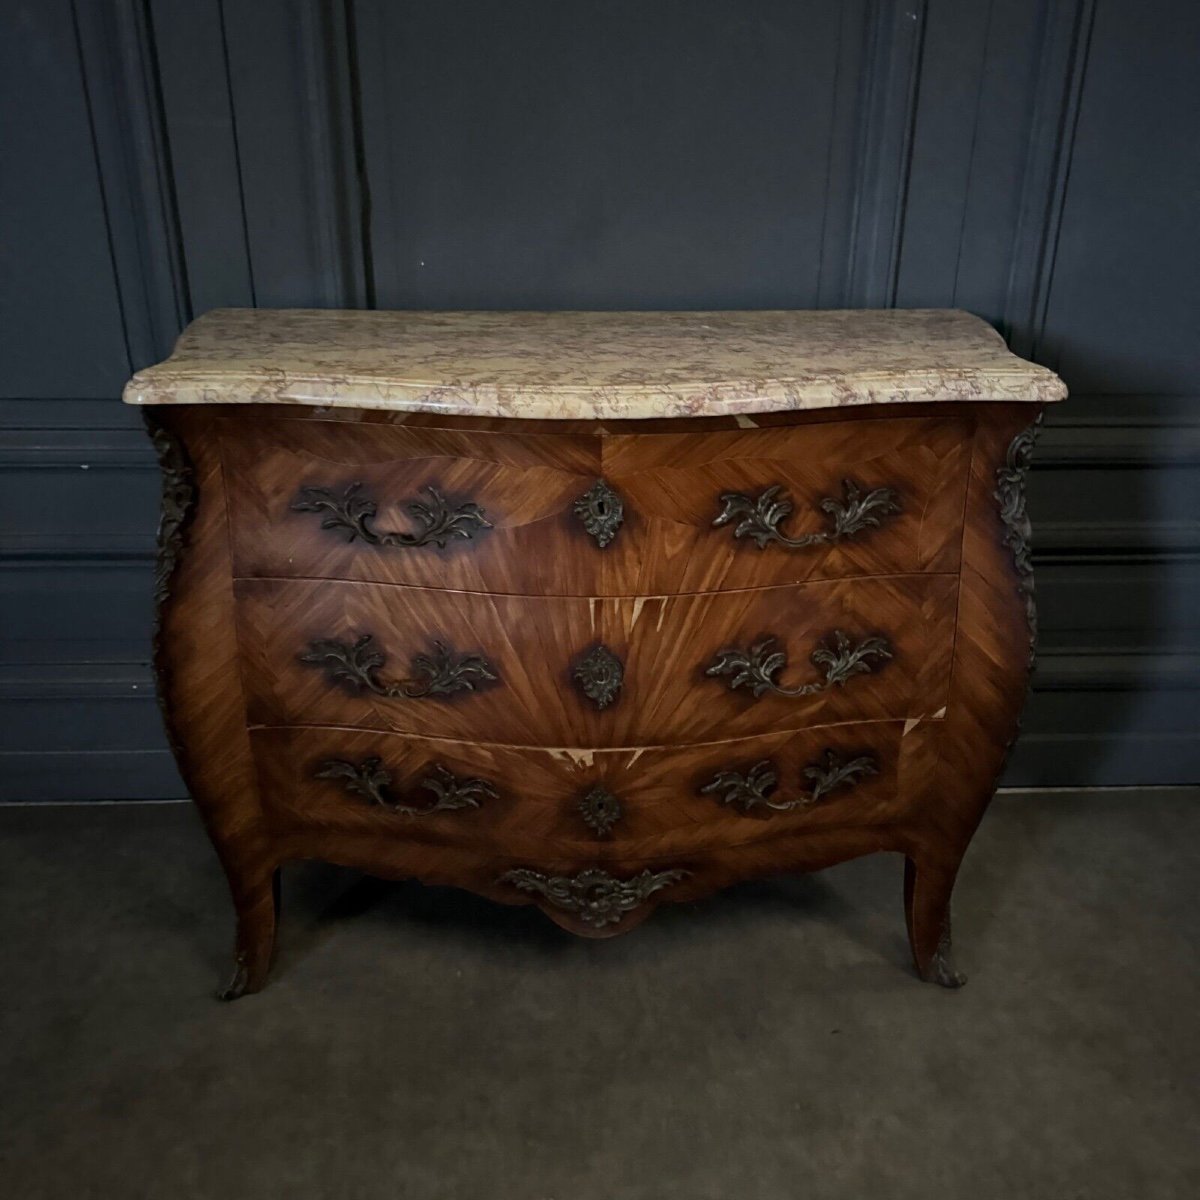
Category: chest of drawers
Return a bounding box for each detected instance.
[125,308,1065,997]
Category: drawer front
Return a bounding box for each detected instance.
[222,414,970,595]
[252,720,925,861]
[235,575,956,746]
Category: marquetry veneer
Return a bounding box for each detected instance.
[222,413,971,593]
[234,574,956,745]
[126,308,1064,997]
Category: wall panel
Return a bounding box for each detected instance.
[0,0,130,396]
[0,0,1195,799]
[355,0,862,309]
[1039,0,1200,391]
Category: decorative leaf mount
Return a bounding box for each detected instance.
[700,749,878,813]
[572,644,624,709]
[300,634,498,699]
[803,748,879,805]
[146,416,196,610]
[573,479,625,548]
[705,630,892,698]
[499,867,689,928]
[578,785,623,836]
[994,415,1042,662]
[315,756,497,815]
[713,478,900,550]
[700,759,781,811]
[144,413,197,757]
[408,641,498,698]
[292,482,492,549]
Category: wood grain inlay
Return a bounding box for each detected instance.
[234,574,957,747]
[222,413,972,595]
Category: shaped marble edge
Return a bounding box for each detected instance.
[123,308,1067,420]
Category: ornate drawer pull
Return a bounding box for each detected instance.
[701,749,879,813]
[706,630,891,698]
[499,867,689,928]
[573,644,624,709]
[292,482,492,548]
[578,785,623,836]
[301,633,498,698]
[573,479,624,547]
[713,478,900,549]
[315,756,497,815]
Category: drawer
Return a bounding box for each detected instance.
[251,720,929,861]
[222,413,971,595]
[235,574,956,746]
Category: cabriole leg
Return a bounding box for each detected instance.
[904,856,966,988]
[217,866,280,1001]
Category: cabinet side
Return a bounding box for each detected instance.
[147,406,276,994]
[933,404,1043,852]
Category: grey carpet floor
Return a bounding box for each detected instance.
[1,791,1198,1200]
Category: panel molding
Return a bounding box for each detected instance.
[151,0,365,313]
[1038,396,1200,467]
[221,0,366,308]
[0,750,184,803]
[73,0,191,366]
[842,0,928,307]
[0,662,155,703]
[1002,0,1098,358]
[1035,649,1200,692]
[0,427,153,472]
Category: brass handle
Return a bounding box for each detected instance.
[705,630,891,698]
[292,482,492,548]
[315,756,497,815]
[713,478,900,549]
[700,749,878,813]
[300,634,498,698]
[499,867,689,928]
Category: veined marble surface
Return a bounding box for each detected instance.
[123,308,1066,419]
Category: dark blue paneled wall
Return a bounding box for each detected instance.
[1,0,1196,799]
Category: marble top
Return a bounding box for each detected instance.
[123,308,1065,420]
